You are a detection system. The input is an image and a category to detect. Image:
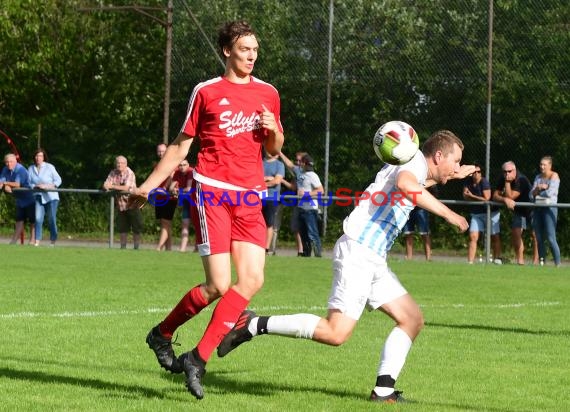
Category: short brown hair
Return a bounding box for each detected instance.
[218,21,256,55]
[422,130,464,157]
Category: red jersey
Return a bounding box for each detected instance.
[180,76,283,191]
[172,167,194,191]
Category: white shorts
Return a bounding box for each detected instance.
[327,234,408,320]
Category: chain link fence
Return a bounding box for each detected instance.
[168,1,570,257]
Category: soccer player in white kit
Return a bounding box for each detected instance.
[218,130,475,403]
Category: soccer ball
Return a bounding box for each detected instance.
[372,121,420,165]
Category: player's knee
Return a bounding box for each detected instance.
[245,273,264,294]
[236,268,264,293]
[416,311,425,332]
[203,282,230,299]
[399,309,424,336]
[326,331,351,346]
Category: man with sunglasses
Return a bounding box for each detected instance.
[492,161,533,265]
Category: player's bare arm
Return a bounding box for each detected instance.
[129,133,193,208]
[397,170,468,232]
[453,164,476,180]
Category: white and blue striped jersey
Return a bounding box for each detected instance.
[343,151,428,256]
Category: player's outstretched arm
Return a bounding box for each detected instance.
[128,133,194,209]
[453,164,476,180]
[397,170,468,232]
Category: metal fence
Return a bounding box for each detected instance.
[165,0,569,253]
[1,188,569,263]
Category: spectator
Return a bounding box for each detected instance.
[154,143,177,251]
[492,161,533,265]
[403,185,438,261]
[463,164,502,264]
[103,156,142,249]
[531,156,561,267]
[28,148,62,247]
[297,154,324,257]
[0,153,35,244]
[279,151,307,256]
[170,159,194,252]
[262,151,285,254]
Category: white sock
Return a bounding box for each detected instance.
[248,317,259,335]
[373,387,395,397]
[261,314,321,339]
[377,327,413,381]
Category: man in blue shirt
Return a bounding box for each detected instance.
[262,152,285,254]
[0,153,36,244]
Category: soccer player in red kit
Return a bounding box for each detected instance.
[130,20,284,399]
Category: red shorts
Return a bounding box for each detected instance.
[191,182,266,255]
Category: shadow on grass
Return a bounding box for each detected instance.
[426,321,570,336]
[0,367,174,400]
[0,365,532,411]
[205,371,536,412]
[194,369,365,400]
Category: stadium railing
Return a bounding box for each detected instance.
[6,189,569,258]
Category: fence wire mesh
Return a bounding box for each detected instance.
[166,0,569,253]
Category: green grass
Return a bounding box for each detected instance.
[0,245,568,411]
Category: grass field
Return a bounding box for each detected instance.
[0,245,568,411]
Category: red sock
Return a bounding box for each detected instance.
[159,285,208,339]
[196,288,249,362]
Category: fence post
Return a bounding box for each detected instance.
[109,196,114,248]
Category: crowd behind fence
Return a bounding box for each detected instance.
[1,188,568,264]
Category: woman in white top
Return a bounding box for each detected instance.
[28,148,62,246]
[531,156,561,266]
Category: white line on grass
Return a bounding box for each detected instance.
[0,301,562,320]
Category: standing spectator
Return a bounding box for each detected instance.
[28,148,62,247]
[154,143,177,250]
[0,153,35,244]
[297,154,324,257]
[103,156,142,249]
[130,20,284,399]
[531,156,561,267]
[154,143,177,251]
[262,151,285,254]
[170,159,194,252]
[403,186,438,261]
[492,161,533,265]
[279,151,307,256]
[463,164,502,264]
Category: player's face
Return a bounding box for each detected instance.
[226,34,258,77]
[437,143,462,185]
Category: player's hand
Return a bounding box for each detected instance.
[446,211,469,233]
[127,187,147,209]
[259,104,278,133]
[454,165,477,180]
